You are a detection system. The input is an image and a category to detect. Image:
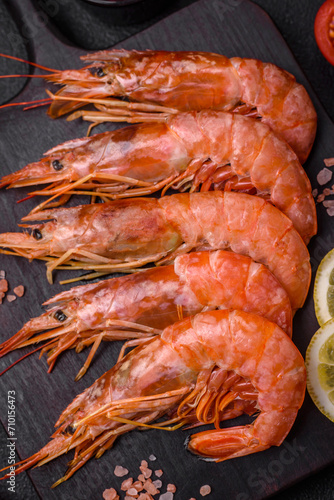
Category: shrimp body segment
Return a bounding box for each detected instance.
[2,310,306,485]
[46,50,317,163]
[0,111,316,243]
[0,250,292,376]
[0,191,310,309]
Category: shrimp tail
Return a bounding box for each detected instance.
[187,425,269,461]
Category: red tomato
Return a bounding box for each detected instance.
[314,0,334,65]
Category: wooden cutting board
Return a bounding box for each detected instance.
[0,0,334,499]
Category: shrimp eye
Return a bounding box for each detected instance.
[54,309,67,322]
[88,67,105,78]
[32,229,42,240]
[52,160,63,171]
[64,424,75,435]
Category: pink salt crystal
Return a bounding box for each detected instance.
[154,469,163,478]
[317,167,332,185]
[102,488,119,500]
[0,270,5,279]
[189,498,197,500]
[138,474,145,482]
[140,467,152,479]
[200,485,211,496]
[312,188,318,197]
[121,478,134,491]
[125,496,136,500]
[126,487,139,496]
[167,484,176,493]
[141,460,148,468]
[153,480,162,489]
[0,292,5,304]
[324,158,334,167]
[132,481,144,492]
[149,454,156,461]
[324,200,334,207]
[0,279,8,293]
[7,295,16,302]
[138,494,152,500]
[327,207,334,216]
[323,188,332,196]
[143,479,159,495]
[158,493,173,500]
[317,193,325,203]
[114,465,129,477]
[13,285,24,297]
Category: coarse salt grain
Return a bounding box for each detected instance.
[132,481,144,492]
[167,484,176,493]
[124,496,136,500]
[323,200,334,207]
[102,487,119,500]
[0,292,5,304]
[137,494,152,500]
[141,460,148,468]
[13,285,24,297]
[126,487,139,496]
[138,474,145,482]
[154,469,163,477]
[324,158,334,167]
[200,485,211,496]
[317,167,332,185]
[153,480,162,489]
[148,454,156,461]
[114,465,129,477]
[312,188,318,197]
[327,207,334,216]
[140,466,152,479]
[0,270,5,279]
[7,295,16,302]
[317,193,325,203]
[143,479,159,496]
[158,493,173,500]
[0,279,8,293]
[121,478,133,491]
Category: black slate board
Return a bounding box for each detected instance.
[0,1,334,499]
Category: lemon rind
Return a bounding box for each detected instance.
[306,318,334,423]
[314,248,334,326]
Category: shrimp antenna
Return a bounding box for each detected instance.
[0,98,52,111]
[0,52,58,73]
[0,340,54,377]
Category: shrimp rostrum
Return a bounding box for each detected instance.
[0,111,317,243]
[15,49,316,163]
[0,310,306,486]
[0,191,310,310]
[0,250,292,379]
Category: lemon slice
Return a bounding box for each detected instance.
[314,247,334,325]
[306,318,334,422]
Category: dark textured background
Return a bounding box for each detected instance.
[0,0,333,499]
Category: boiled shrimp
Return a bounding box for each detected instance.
[0,50,316,162]
[0,111,316,243]
[0,250,292,379]
[0,191,310,309]
[0,310,306,486]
